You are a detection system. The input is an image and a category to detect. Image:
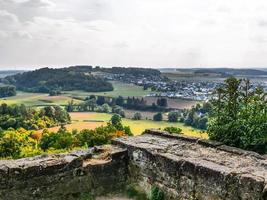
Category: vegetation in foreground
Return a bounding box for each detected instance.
[208,77,267,153]
[0,115,132,159]
[0,103,70,130]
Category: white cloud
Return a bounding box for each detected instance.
[1,0,267,68]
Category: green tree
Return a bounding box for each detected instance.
[133,112,142,120]
[153,113,163,121]
[208,77,267,153]
[111,114,122,126]
[168,112,179,122]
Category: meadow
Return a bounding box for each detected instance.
[0,81,153,106]
[0,91,82,107]
[42,112,208,139]
[63,81,155,99]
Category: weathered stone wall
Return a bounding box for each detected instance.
[0,146,128,200]
[1,130,267,200]
[113,129,267,200]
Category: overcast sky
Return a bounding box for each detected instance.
[1,0,267,69]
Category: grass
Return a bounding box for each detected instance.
[42,112,207,139]
[0,91,82,107]
[63,81,155,99]
[0,81,154,106]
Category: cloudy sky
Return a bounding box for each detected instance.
[1,0,267,69]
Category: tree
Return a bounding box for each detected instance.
[208,77,267,153]
[112,106,125,117]
[133,112,142,120]
[153,113,163,121]
[101,103,111,113]
[115,96,124,106]
[111,114,122,126]
[85,99,97,111]
[157,98,168,107]
[168,112,179,122]
[96,96,106,105]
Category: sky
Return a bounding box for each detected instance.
[1,0,267,69]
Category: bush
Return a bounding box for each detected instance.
[164,127,182,134]
[168,112,179,122]
[150,186,164,200]
[133,112,142,120]
[112,106,125,117]
[153,113,163,121]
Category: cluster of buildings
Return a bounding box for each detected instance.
[99,72,267,101]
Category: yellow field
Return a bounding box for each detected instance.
[43,112,208,139]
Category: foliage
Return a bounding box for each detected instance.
[182,102,212,130]
[168,112,179,122]
[96,67,161,77]
[163,127,182,134]
[0,103,70,130]
[133,112,142,120]
[208,77,267,153]
[79,192,95,200]
[3,67,113,93]
[112,105,125,117]
[153,113,163,121]
[150,186,164,200]
[0,85,16,98]
[157,98,168,107]
[126,184,148,200]
[0,115,132,158]
[0,128,38,159]
[99,103,111,113]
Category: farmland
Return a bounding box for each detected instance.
[63,81,154,99]
[41,112,208,138]
[0,91,82,107]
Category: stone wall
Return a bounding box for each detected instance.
[1,130,267,200]
[113,129,267,200]
[0,146,128,200]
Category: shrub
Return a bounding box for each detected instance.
[164,127,182,134]
[150,186,164,200]
[153,113,163,121]
[133,112,142,120]
[168,112,179,122]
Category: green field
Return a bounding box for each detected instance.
[0,91,82,107]
[0,81,154,106]
[46,112,207,139]
[63,81,154,99]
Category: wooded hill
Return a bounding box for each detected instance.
[1,67,113,93]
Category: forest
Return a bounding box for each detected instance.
[1,67,113,93]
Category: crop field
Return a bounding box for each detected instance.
[42,112,208,139]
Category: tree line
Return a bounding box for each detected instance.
[67,95,170,113]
